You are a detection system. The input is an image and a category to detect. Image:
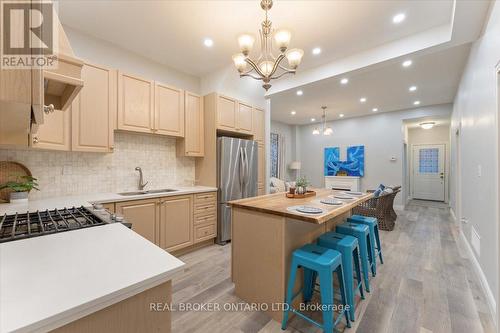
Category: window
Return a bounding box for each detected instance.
[270,133,279,178]
[419,148,439,173]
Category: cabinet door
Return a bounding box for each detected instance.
[183,91,204,156]
[72,63,117,152]
[237,102,253,134]
[154,83,184,137]
[159,195,193,252]
[217,95,237,131]
[31,107,71,150]
[258,142,265,192]
[117,72,154,133]
[116,199,159,245]
[252,108,265,143]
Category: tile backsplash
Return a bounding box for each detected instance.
[0,132,195,200]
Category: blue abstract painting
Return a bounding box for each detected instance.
[324,145,365,177]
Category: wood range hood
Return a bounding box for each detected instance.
[0,6,83,146]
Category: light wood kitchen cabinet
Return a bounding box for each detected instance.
[237,102,253,134]
[159,195,193,252]
[31,107,71,151]
[217,95,237,131]
[252,108,265,143]
[72,63,117,152]
[116,199,159,245]
[117,72,154,134]
[177,91,204,157]
[154,83,184,137]
[258,142,265,194]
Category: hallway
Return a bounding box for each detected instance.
[170,201,495,333]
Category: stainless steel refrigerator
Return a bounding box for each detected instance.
[217,137,258,244]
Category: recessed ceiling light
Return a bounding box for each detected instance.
[203,38,214,47]
[402,60,412,67]
[360,97,367,103]
[420,122,435,130]
[312,47,321,55]
[311,118,316,122]
[296,90,303,96]
[290,111,296,115]
[409,86,417,92]
[413,100,421,105]
[372,108,378,112]
[392,13,406,24]
[339,114,344,118]
[340,78,349,85]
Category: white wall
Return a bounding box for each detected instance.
[64,27,200,93]
[295,104,452,205]
[450,0,500,313]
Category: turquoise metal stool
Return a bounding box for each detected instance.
[282,244,351,332]
[347,215,384,267]
[317,232,365,321]
[335,222,373,292]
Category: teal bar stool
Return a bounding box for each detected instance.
[317,232,365,321]
[282,244,351,332]
[335,222,372,292]
[347,215,384,266]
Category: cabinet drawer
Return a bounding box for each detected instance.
[194,223,216,242]
[194,192,216,202]
[194,214,216,226]
[194,207,216,219]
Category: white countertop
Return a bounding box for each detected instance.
[0,186,217,215]
[0,223,185,333]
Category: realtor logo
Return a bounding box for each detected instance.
[1,1,58,68]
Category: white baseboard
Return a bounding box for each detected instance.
[458,228,497,323]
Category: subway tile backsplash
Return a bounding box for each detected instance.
[0,132,195,200]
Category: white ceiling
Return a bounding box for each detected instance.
[270,43,471,125]
[58,0,454,77]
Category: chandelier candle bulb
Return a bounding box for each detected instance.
[286,49,304,69]
[274,29,292,51]
[238,34,255,55]
[259,61,274,76]
[232,53,247,72]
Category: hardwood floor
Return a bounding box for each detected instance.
[170,201,495,333]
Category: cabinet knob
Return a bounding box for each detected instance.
[110,146,114,151]
[43,104,55,114]
[32,136,39,144]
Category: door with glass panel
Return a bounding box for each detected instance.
[412,144,445,201]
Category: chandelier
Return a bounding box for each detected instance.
[232,0,304,91]
[313,106,333,136]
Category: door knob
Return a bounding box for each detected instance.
[43,104,55,114]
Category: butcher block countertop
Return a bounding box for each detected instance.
[229,188,373,224]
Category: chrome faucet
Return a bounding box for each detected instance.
[135,167,148,190]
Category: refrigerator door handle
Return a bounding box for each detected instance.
[239,147,245,189]
[244,148,250,187]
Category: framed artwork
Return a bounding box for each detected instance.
[324,145,364,177]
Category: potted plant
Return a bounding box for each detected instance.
[0,175,39,203]
[295,176,309,195]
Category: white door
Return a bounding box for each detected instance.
[412,144,445,201]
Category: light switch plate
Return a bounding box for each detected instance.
[477,165,482,177]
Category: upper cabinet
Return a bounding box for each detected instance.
[155,83,184,137]
[217,95,237,131]
[177,91,204,157]
[237,102,253,134]
[212,93,257,135]
[117,72,154,134]
[72,63,117,153]
[252,108,265,143]
[31,107,71,151]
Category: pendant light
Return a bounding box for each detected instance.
[312,106,332,135]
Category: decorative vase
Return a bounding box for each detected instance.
[9,191,28,203]
[297,186,304,195]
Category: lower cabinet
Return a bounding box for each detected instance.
[115,199,159,245]
[159,195,193,252]
[112,192,216,253]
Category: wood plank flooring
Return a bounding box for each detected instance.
[171,201,495,333]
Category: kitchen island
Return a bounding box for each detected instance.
[229,188,373,322]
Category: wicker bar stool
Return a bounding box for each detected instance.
[352,188,401,231]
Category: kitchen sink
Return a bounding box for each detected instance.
[117,189,178,196]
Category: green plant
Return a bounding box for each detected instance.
[295,176,309,188]
[0,176,39,192]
